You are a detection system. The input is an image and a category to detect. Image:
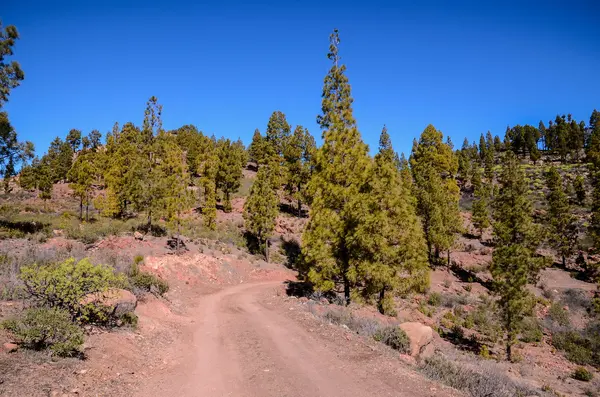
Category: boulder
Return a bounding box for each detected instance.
[399,322,434,359]
[3,342,18,353]
[134,231,144,241]
[81,288,137,317]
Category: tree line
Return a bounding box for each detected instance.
[2,21,600,362]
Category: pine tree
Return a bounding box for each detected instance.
[88,129,102,150]
[410,125,461,266]
[66,129,82,152]
[46,137,73,183]
[0,22,24,107]
[574,175,586,206]
[216,138,243,213]
[156,133,193,251]
[545,167,578,268]
[356,129,428,314]
[248,129,268,167]
[265,111,290,158]
[302,29,371,305]
[491,151,541,360]
[67,151,96,221]
[244,166,279,261]
[471,167,490,237]
[0,112,34,190]
[479,133,487,162]
[283,125,315,216]
[587,110,600,167]
[197,137,219,229]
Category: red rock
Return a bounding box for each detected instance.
[3,342,18,353]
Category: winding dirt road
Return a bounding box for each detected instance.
[135,282,450,397]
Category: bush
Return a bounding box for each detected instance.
[548,302,570,326]
[428,292,442,306]
[519,317,543,343]
[551,326,600,367]
[2,307,84,357]
[19,258,127,323]
[572,367,593,382]
[373,326,410,353]
[128,262,169,296]
[420,355,537,397]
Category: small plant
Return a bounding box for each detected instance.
[133,255,144,265]
[418,303,434,317]
[519,317,543,343]
[428,292,442,306]
[2,307,84,357]
[373,326,410,353]
[119,312,139,328]
[479,345,491,359]
[128,262,169,296]
[464,284,472,293]
[548,302,571,326]
[451,324,465,340]
[572,367,593,382]
[443,278,451,289]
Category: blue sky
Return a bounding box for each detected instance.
[2,0,599,157]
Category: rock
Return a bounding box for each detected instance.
[2,342,18,353]
[134,231,144,241]
[166,236,188,251]
[399,322,434,359]
[80,288,137,317]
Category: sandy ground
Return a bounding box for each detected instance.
[133,281,452,397]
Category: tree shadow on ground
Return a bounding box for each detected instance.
[281,238,302,270]
[450,264,494,291]
[246,163,258,172]
[278,202,307,218]
[440,327,482,354]
[0,219,48,234]
[284,280,313,298]
[244,231,261,256]
[136,223,167,237]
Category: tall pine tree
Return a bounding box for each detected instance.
[491,151,541,360]
[545,167,578,267]
[302,29,371,305]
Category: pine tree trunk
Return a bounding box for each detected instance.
[377,287,386,314]
[85,200,89,222]
[447,250,451,271]
[265,238,269,262]
[343,272,351,306]
[298,198,302,218]
[562,254,566,268]
[147,211,152,228]
[79,197,83,220]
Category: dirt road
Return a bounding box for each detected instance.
[135,282,448,397]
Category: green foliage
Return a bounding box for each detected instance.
[355,127,429,312]
[2,307,84,357]
[0,21,25,107]
[428,292,442,306]
[129,263,169,296]
[243,166,278,261]
[548,302,570,326]
[216,138,245,212]
[68,150,97,220]
[471,168,491,236]
[373,326,410,353]
[572,367,593,382]
[545,167,578,267]
[574,175,586,206]
[19,258,126,322]
[248,128,268,166]
[283,125,315,216]
[519,317,543,343]
[490,151,541,360]
[265,110,291,158]
[552,324,600,367]
[302,29,371,305]
[411,124,461,265]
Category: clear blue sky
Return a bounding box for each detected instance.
[3,0,599,157]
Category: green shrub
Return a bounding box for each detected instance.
[572,367,593,382]
[19,258,126,323]
[548,302,570,326]
[428,292,442,306]
[128,262,169,296]
[551,329,600,367]
[2,307,84,357]
[519,317,543,343]
[119,312,139,328]
[373,326,410,353]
